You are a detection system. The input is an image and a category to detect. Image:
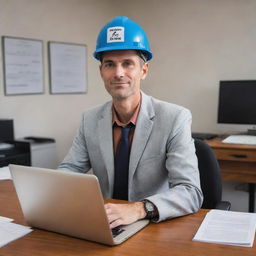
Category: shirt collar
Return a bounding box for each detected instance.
[112,97,141,127]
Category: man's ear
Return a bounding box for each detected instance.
[141,62,149,80]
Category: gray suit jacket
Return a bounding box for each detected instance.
[59,92,203,222]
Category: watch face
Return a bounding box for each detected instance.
[145,201,154,212]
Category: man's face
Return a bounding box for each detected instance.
[100,50,148,101]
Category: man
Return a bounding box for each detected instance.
[59,16,203,229]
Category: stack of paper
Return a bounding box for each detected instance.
[193,209,256,247]
[0,216,33,247]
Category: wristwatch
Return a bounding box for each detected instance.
[142,200,156,220]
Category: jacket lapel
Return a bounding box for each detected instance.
[97,102,115,196]
[129,92,155,182]
[96,93,155,197]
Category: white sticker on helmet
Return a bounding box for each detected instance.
[107,27,124,43]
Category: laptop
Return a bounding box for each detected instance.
[9,164,149,245]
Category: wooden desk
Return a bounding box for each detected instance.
[206,137,256,212]
[1,180,255,256]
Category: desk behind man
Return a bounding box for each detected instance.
[59,16,203,228]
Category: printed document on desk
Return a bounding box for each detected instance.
[193,210,256,247]
[0,216,13,222]
[0,217,32,248]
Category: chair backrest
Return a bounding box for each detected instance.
[194,138,222,209]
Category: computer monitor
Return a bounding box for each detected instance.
[217,80,256,134]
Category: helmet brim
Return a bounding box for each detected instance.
[94,46,153,61]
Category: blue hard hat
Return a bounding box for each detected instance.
[94,16,153,61]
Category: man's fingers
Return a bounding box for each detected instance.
[104,202,144,228]
[105,203,118,213]
[105,204,123,228]
[108,213,120,224]
[105,204,121,223]
[110,218,123,229]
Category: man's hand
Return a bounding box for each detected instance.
[104,202,146,229]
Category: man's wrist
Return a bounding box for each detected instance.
[141,200,159,220]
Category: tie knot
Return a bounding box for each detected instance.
[121,123,133,138]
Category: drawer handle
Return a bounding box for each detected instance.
[230,154,247,158]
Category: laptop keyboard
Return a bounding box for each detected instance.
[111,226,125,238]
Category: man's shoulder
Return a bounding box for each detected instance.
[142,92,191,117]
[82,100,112,119]
[152,97,186,111]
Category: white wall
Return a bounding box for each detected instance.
[1,0,256,165]
[116,0,256,134]
[0,0,116,165]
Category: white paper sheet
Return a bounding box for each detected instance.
[3,37,44,95]
[0,221,32,247]
[193,209,256,247]
[0,216,13,222]
[49,42,87,94]
[0,166,12,180]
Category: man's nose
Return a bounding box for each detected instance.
[114,65,125,79]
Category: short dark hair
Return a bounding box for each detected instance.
[137,51,148,62]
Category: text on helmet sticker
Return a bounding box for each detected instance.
[107,27,124,43]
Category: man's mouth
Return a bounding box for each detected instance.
[111,81,129,86]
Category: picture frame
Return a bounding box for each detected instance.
[2,36,44,95]
[48,41,87,94]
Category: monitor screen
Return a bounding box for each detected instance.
[218,80,256,125]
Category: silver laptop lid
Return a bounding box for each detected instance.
[9,164,115,245]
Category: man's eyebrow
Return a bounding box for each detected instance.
[102,59,114,63]
[102,58,136,64]
[123,58,134,62]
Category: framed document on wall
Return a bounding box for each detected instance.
[48,42,87,94]
[2,36,44,95]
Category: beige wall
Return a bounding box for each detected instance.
[1,0,256,165]
[0,0,116,165]
[119,0,256,133]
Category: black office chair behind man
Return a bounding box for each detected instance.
[194,138,231,210]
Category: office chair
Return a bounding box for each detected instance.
[194,138,231,210]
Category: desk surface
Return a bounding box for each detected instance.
[0,180,255,256]
[206,137,256,150]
